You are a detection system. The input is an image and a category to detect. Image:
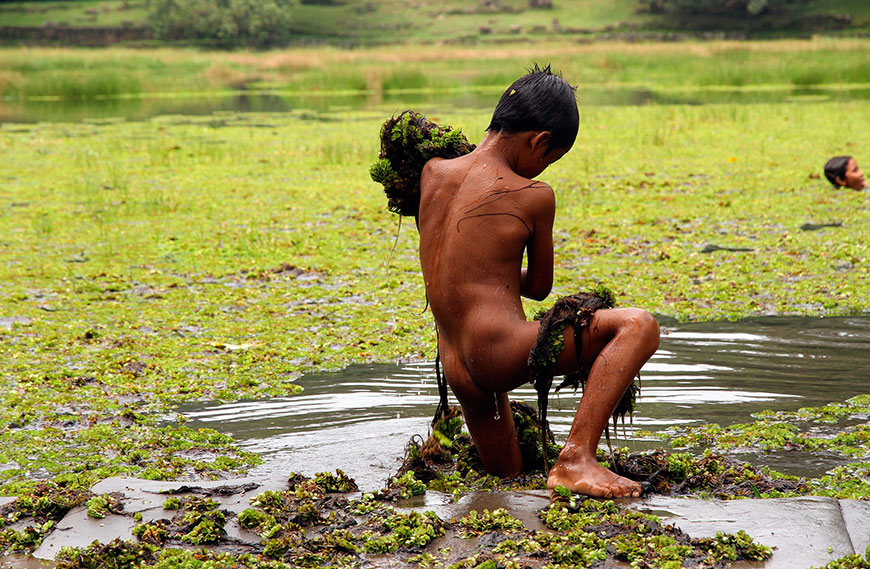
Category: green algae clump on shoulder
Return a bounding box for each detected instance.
[370,110,475,217]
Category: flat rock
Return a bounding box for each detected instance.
[34,476,288,560]
[840,499,870,557]
[640,495,859,569]
[399,489,551,532]
[34,504,138,559]
[240,416,428,491]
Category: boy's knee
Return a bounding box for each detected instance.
[623,309,660,354]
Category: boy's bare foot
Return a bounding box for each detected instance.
[547,451,641,499]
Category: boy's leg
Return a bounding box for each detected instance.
[548,307,659,498]
[448,370,524,478]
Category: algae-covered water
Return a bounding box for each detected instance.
[177,316,869,491]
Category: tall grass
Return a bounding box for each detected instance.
[0,47,214,100]
[2,39,869,101]
[21,69,143,100]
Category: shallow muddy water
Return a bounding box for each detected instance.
[178,315,869,491]
[3,84,870,123]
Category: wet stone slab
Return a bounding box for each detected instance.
[33,476,289,560]
[639,495,867,569]
[839,499,870,557]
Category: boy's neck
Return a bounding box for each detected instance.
[475,132,523,173]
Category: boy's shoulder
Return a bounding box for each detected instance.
[521,179,556,216]
[507,172,555,199]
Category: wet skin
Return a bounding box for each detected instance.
[417,130,660,498]
[836,158,866,191]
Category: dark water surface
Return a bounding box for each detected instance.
[178,316,869,491]
[3,84,870,123]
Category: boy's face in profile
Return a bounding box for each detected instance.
[839,158,866,191]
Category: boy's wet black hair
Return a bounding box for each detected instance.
[487,63,579,153]
[824,155,852,187]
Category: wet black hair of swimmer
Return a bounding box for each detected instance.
[486,63,579,154]
[824,155,852,187]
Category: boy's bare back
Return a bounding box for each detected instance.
[418,147,556,392]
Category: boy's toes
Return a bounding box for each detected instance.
[612,479,642,498]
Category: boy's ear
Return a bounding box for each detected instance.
[835,176,847,187]
[529,131,552,155]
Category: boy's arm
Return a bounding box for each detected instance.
[520,185,555,301]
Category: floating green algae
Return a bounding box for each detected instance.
[754,394,870,424]
[0,419,262,496]
[649,395,870,460]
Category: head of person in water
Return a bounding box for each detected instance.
[824,155,866,191]
[486,64,579,170]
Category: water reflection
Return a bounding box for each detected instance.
[3,84,870,123]
[177,316,868,489]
